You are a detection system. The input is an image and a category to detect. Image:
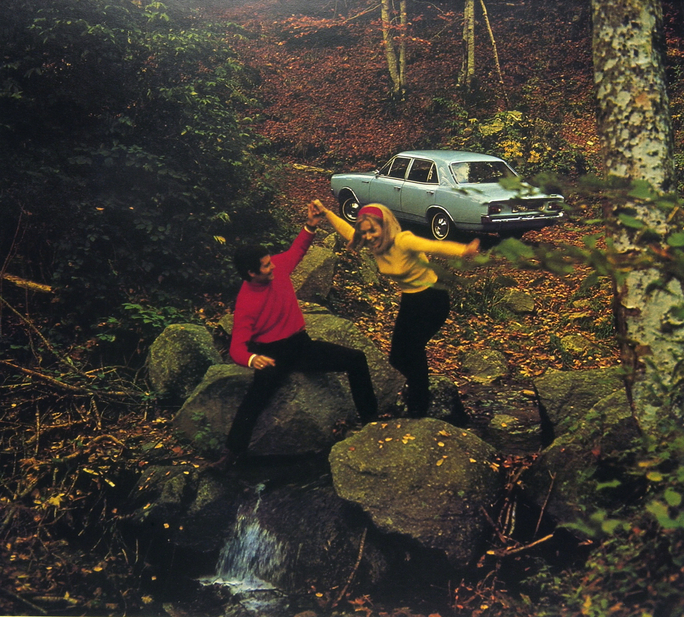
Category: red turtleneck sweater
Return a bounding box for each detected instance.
[229,227,314,367]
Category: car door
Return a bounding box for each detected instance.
[399,158,439,222]
[368,156,410,215]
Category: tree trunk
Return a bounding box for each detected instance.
[459,0,476,90]
[592,0,682,430]
[398,0,407,92]
[381,0,407,99]
[479,0,508,108]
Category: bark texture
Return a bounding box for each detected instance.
[381,0,407,98]
[459,0,476,89]
[592,0,683,430]
[592,0,674,195]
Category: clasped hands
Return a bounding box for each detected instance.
[307,199,328,228]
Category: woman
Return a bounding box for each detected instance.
[312,200,479,418]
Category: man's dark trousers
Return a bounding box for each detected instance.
[225,331,377,454]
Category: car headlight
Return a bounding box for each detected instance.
[488,203,504,215]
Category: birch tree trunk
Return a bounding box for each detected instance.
[381,0,407,99]
[398,0,407,91]
[592,0,683,430]
[458,0,476,90]
[479,0,508,107]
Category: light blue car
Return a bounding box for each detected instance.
[330,150,565,239]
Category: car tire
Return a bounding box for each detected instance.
[429,211,452,240]
[340,196,361,223]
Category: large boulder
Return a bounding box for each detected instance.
[304,312,404,414]
[329,418,503,568]
[125,461,393,598]
[460,348,508,385]
[173,363,357,457]
[486,411,543,454]
[523,380,641,525]
[148,324,223,400]
[173,311,402,457]
[534,367,626,439]
[241,483,391,593]
[291,244,337,302]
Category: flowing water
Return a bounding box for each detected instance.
[202,484,291,615]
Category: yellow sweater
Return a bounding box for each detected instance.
[324,210,470,293]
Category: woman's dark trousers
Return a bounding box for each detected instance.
[225,331,377,455]
[389,286,450,417]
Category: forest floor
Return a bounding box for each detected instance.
[203,0,623,402]
[1,1,683,616]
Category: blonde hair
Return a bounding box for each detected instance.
[348,203,402,254]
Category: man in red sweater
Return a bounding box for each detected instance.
[223,201,378,462]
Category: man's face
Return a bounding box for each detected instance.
[249,254,275,284]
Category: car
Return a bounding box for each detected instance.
[330,150,565,240]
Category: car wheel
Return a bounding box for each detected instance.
[430,211,452,240]
[340,196,361,223]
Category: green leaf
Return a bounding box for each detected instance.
[664,488,682,507]
[617,213,645,229]
[628,180,659,201]
[493,237,536,262]
[596,479,621,490]
[667,232,684,248]
[600,518,626,534]
[647,500,680,529]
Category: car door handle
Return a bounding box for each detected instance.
[394,186,401,191]
[426,190,435,195]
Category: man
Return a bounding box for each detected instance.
[221,200,378,465]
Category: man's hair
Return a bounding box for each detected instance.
[234,244,270,281]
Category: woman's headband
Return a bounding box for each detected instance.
[358,205,384,220]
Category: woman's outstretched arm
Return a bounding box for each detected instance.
[398,232,480,258]
[311,200,355,242]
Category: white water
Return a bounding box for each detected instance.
[202,484,290,614]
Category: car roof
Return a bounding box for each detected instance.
[396,150,505,164]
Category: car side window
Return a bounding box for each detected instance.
[407,159,437,184]
[382,156,410,179]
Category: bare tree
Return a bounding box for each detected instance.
[592,0,682,429]
[458,0,507,106]
[458,0,476,90]
[381,0,407,99]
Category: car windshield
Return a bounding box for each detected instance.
[450,161,516,184]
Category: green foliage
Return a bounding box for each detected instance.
[437,103,594,177]
[482,181,684,294]
[529,426,684,617]
[0,0,276,342]
[189,411,221,454]
[448,274,512,320]
[93,301,193,351]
